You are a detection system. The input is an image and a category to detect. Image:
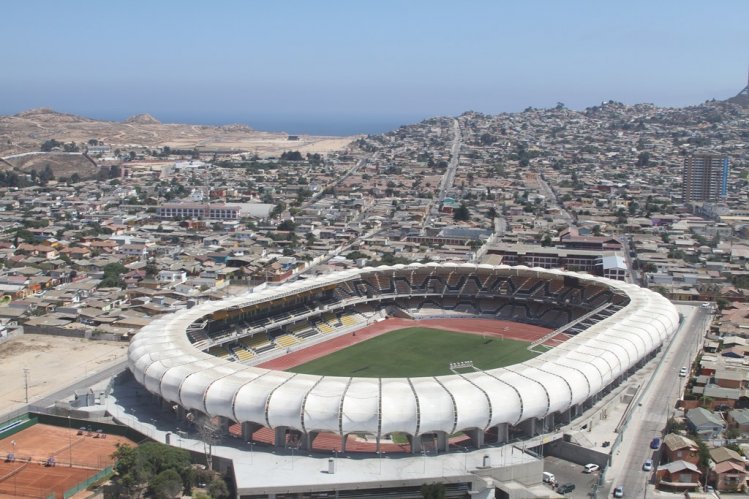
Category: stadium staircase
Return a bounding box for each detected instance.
[527,302,622,353]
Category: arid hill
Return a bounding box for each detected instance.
[0,109,357,158]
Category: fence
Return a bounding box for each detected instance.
[34,413,151,445]
[0,415,38,439]
[63,466,113,499]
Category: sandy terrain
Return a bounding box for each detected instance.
[0,109,359,158]
[0,335,128,413]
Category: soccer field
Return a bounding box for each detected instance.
[287,327,539,378]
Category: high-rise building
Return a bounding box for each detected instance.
[682,154,729,202]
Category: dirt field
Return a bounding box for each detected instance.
[0,336,128,413]
[0,423,135,498]
[0,109,357,159]
[258,317,553,371]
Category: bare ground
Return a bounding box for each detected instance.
[0,335,128,412]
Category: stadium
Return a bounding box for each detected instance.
[123,263,679,497]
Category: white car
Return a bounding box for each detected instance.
[584,463,600,473]
[679,367,688,377]
[614,486,624,498]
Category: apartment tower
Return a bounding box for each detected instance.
[682,154,729,202]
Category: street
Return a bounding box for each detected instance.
[604,305,711,498]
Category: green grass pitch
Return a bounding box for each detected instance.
[287,327,539,378]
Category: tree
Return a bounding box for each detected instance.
[270,202,285,218]
[149,469,183,499]
[280,150,303,161]
[277,220,296,232]
[421,482,446,499]
[453,203,470,222]
[636,151,651,167]
[99,262,128,289]
[207,477,230,499]
[145,260,159,278]
[112,443,142,494]
[39,165,55,186]
[41,139,63,152]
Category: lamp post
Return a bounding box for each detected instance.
[68,415,72,468]
[23,368,29,403]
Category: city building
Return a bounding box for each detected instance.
[682,154,729,202]
[156,202,241,220]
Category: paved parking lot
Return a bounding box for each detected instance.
[544,456,602,499]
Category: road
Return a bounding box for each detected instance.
[421,118,461,229]
[1,151,87,160]
[604,305,711,498]
[536,173,574,225]
[620,235,642,286]
[303,153,375,207]
[437,118,462,202]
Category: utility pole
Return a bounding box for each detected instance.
[23,368,29,403]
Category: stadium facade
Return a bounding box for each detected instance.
[128,263,679,455]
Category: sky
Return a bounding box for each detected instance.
[2,0,749,134]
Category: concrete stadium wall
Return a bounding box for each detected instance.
[543,440,610,468]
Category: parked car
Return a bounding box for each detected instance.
[558,483,576,494]
[642,459,653,471]
[543,472,555,483]
[584,463,600,473]
[679,367,688,377]
[650,437,661,449]
[613,486,624,498]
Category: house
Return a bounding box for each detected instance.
[693,384,741,409]
[710,460,747,492]
[663,434,700,465]
[656,460,702,490]
[156,270,187,285]
[709,446,743,465]
[686,407,725,438]
[709,447,748,492]
[727,408,749,434]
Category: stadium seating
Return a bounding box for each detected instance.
[230,344,255,362]
[187,329,210,343]
[296,328,319,339]
[203,266,627,363]
[207,345,232,359]
[287,322,309,335]
[340,313,362,327]
[275,334,300,348]
[316,322,335,334]
[239,334,276,354]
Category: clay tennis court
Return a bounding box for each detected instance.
[0,423,136,498]
[259,317,556,371]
